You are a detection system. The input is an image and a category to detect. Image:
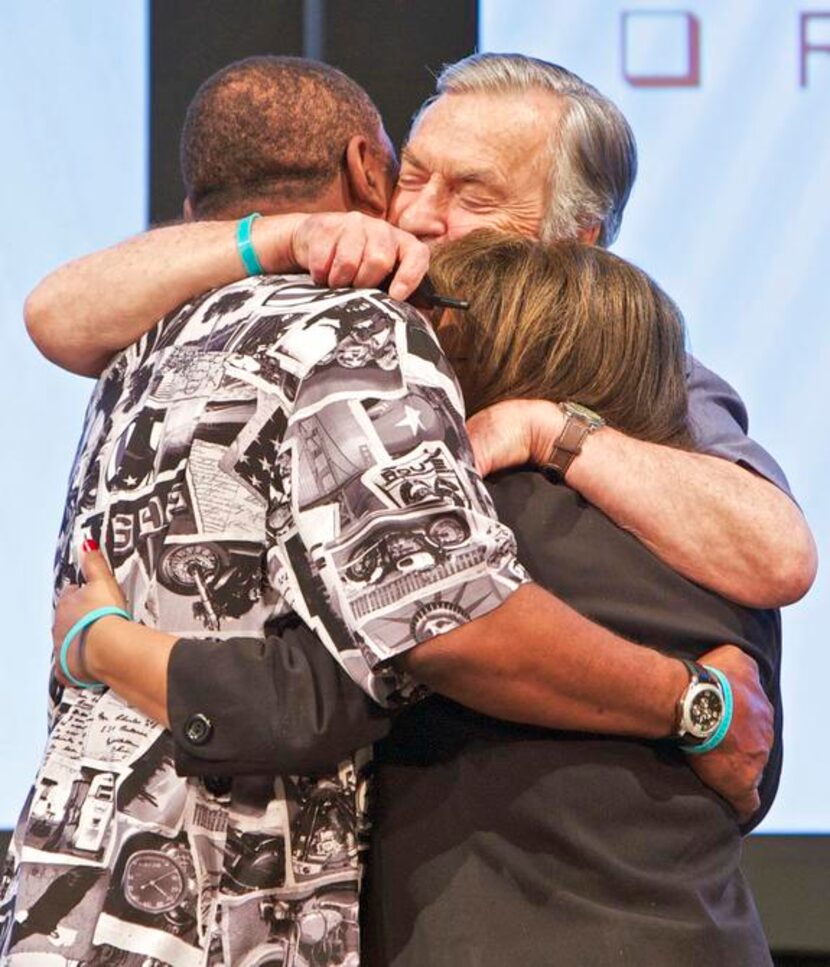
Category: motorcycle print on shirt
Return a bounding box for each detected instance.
[1,276,526,965]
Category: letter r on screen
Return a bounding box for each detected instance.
[801,13,830,87]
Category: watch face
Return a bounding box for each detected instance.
[563,402,605,428]
[123,849,187,913]
[688,685,724,738]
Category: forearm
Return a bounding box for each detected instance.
[82,619,390,775]
[24,215,303,376]
[470,399,816,608]
[83,587,684,743]
[568,428,817,608]
[84,616,173,726]
[399,584,688,737]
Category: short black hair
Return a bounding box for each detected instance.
[180,56,391,218]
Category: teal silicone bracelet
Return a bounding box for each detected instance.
[59,606,132,690]
[236,212,264,275]
[681,665,734,755]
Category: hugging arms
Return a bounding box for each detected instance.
[45,224,789,821]
[28,210,816,609]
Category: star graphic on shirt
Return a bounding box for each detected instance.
[124,475,138,488]
[395,405,424,436]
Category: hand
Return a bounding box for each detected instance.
[257,211,431,302]
[291,212,431,300]
[685,644,774,823]
[52,543,127,686]
[466,399,565,477]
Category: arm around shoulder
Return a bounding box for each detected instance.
[569,429,817,608]
[24,211,427,377]
[467,398,817,608]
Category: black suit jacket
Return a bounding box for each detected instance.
[168,472,780,966]
[363,473,779,966]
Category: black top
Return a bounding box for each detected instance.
[168,471,781,966]
[363,472,779,967]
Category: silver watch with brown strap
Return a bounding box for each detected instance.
[542,402,606,481]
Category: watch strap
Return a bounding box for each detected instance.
[544,411,594,480]
[680,658,715,686]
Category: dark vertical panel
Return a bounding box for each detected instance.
[742,835,830,956]
[150,0,477,223]
[323,0,478,152]
[302,0,326,61]
[149,0,304,223]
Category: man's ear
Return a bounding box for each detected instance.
[344,135,391,217]
[182,197,195,222]
[577,223,601,246]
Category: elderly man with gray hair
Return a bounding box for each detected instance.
[399,52,637,247]
[24,52,810,965]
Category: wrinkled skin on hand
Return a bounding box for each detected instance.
[283,211,431,302]
[467,399,564,477]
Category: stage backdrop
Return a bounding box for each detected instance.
[0,0,828,840]
[481,0,829,833]
[0,2,148,823]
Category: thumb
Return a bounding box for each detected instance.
[80,540,118,587]
[465,415,492,477]
[735,789,761,824]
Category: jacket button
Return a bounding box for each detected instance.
[203,775,232,796]
[184,713,213,746]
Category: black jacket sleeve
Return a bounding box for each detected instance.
[167,620,392,777]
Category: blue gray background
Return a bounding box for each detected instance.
[0,0,827,834]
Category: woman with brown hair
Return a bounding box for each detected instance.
[361,232,778,965]
[428,229,692,449]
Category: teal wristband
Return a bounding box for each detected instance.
[236,212,264,275]
[59,606,132,690]
[681,665,733,755]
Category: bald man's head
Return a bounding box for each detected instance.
[181,56,396,219]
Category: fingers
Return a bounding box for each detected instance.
[74,541,127,614]
[465,411,496,477]
[79,540,118,589]
[324,213,368,289]
[466,402,538,477]
[386,236,430,301]
[690,759,763,823]
[352,233,398,290]
[332,217,429,297]
[295,212,429,299]
[732,788,761,824]
[305,224,340,287]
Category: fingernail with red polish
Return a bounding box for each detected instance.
[82,539,99,553]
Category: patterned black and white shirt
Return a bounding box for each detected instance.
[0,276,527,966]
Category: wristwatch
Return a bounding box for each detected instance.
[542,402,605,480]
[675,659,726,747]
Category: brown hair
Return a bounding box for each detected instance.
[429,231,692,448]
[181,56,392,218]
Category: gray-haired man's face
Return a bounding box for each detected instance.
[388,90,559,245]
